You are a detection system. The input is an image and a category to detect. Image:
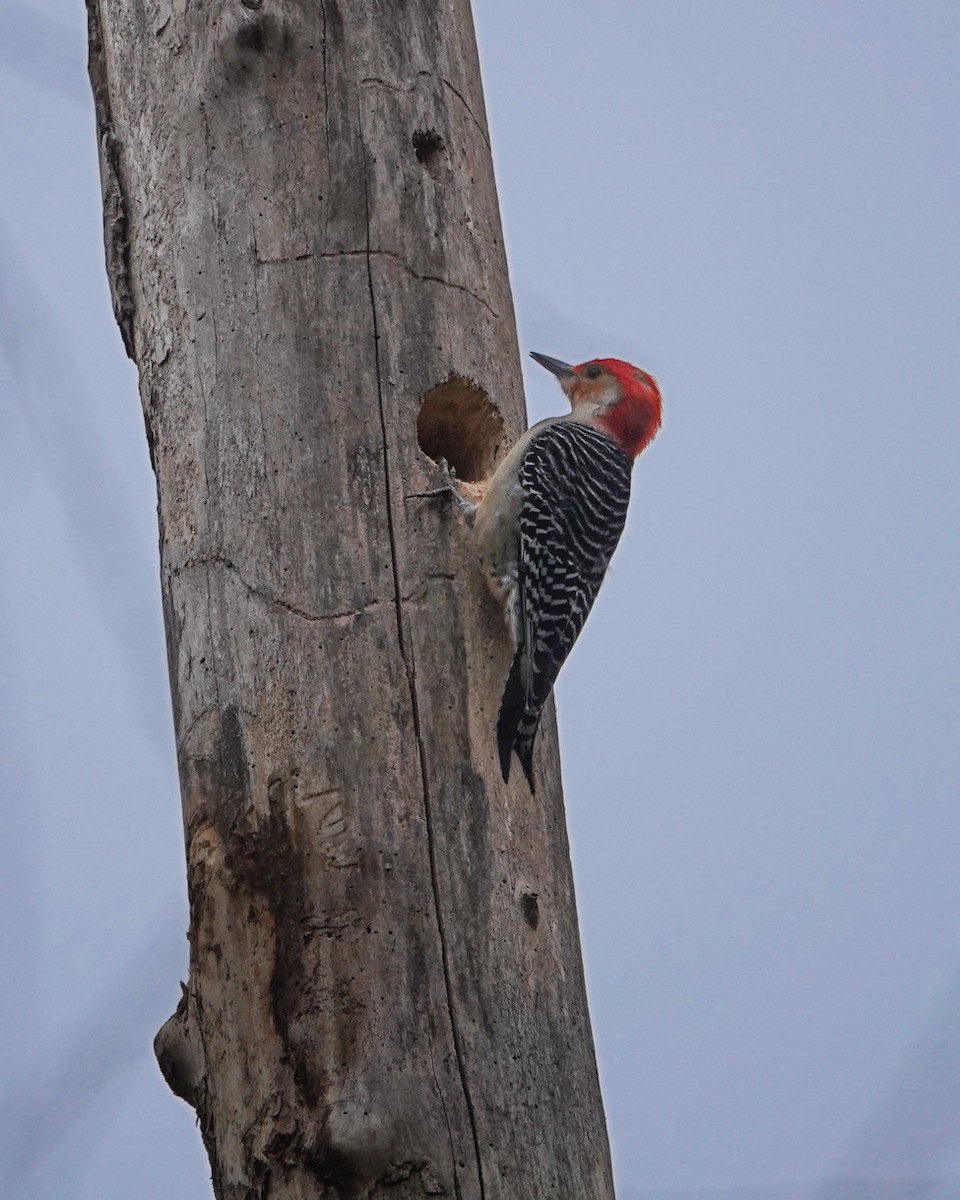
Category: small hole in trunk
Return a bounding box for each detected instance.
[412,129,447,182]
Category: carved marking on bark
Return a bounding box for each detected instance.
[314,796,362,871]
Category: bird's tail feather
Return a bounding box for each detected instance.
[513,714,541,793]
[497,647,525,783]
[496,647,540,792]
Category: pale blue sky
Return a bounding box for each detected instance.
[1,2,958,1197]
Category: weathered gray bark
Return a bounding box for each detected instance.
[88,1,615,1196]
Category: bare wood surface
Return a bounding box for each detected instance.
[88,1,615,1196]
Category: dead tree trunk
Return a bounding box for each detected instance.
[88,1,615,1196]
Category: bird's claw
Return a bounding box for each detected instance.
[436,457,459,484]
[405,457,460,502]
[405,457,478,526]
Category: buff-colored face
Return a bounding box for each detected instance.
[562,360,626,408]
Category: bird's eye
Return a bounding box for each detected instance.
[585,365,602,379]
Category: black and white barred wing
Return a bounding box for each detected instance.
[497,421,633,788]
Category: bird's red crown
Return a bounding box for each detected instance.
[570,357,663,458]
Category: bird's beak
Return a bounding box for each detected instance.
[530,352,575,380]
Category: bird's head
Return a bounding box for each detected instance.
[530,352,662,458]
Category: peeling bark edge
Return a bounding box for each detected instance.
[86,0,136,359]
[154,983,205,1107]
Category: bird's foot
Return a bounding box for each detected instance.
[406,459,478,524]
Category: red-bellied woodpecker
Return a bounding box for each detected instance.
[413,352,662,790]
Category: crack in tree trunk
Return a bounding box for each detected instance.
[360,92,489,1200]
